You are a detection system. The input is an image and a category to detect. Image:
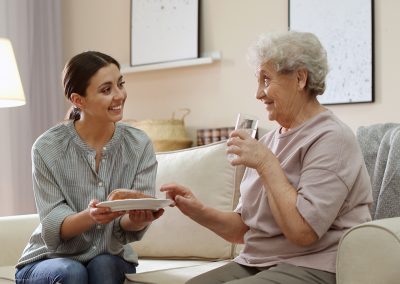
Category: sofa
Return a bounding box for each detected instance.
[1,137,400,284]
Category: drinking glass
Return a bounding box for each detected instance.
[227,113,259,162]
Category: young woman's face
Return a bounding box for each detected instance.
[81,63,127,123]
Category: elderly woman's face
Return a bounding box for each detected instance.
[255,63,305,127]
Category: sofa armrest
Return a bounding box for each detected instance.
[0,214,39,266]
[336,217,400,284]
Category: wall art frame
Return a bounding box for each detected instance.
[130,0,199,67]
[289,0,374,105]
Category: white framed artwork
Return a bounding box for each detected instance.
[130,0,199,66]
[289,0,374,104]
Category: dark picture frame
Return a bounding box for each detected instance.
[289,0,374,105]
[130,0,199,67]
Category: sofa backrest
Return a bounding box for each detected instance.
[357,123,400,219]
[131,140,244,260]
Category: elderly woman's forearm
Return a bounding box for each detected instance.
[259,161,318,246]
[191,207,248,244]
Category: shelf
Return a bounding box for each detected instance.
[121,51,221,74]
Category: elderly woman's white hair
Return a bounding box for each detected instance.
[247,31,329,97]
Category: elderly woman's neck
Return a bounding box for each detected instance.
[281,98,326,133]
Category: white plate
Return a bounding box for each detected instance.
[97,198,173,212]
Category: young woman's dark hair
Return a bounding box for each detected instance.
[62,51,120,121]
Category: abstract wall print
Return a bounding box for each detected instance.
[289,0,374,104]
[130,0,199,66]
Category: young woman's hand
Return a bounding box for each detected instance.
[120,209,164,231]
[88,199,125,224]
[127,209,164,224]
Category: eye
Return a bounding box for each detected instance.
[118,81,126,89]
[101,87,111,95]
[263,76,270,87]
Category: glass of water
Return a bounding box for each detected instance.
[227,113,259,162]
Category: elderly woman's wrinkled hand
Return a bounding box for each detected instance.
[227,129,271,172]
[160,183,205,218]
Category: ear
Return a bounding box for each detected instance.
[296,69,308,90]
[70,93,85,109]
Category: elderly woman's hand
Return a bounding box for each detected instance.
[227,129,274,173]
[160,183,205,219]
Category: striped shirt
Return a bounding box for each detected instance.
[16,120,157,268]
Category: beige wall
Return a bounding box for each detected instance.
[61,0,400,142]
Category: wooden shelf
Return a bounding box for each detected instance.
[121,51,221,74]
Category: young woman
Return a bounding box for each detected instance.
[15,51,163,284]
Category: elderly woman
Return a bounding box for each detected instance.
[161,31,373,284]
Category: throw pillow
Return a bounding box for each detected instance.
[131,141,242,259]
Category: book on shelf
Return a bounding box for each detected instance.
[196,127,235,146]
[197,126,260,146]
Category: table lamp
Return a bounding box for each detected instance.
[0,37,26,108]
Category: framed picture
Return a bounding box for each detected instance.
[130,0,199,66]
[289,0,374,105]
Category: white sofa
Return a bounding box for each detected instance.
[1,140,400,284]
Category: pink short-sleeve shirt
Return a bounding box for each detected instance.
[234,110,373,273]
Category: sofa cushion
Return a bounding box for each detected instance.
[126,260,230,283]
[131,141,242,259]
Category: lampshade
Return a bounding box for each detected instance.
[0,38,26,108]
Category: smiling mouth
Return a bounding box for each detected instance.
[109,105,122,111]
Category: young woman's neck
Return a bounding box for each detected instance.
[74,119,116,149]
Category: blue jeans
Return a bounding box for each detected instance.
[15,254,136,284]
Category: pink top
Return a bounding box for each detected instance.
[234,110,373,273]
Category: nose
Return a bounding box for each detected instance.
[256,84,266,100]
[114,87,126,100]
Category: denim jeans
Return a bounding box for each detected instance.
[15,254,136,284]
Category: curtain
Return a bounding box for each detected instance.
[0,0,65,216]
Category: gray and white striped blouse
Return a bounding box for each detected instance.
[16,120,157,268]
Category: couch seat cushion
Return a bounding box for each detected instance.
[126,260,230,284]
